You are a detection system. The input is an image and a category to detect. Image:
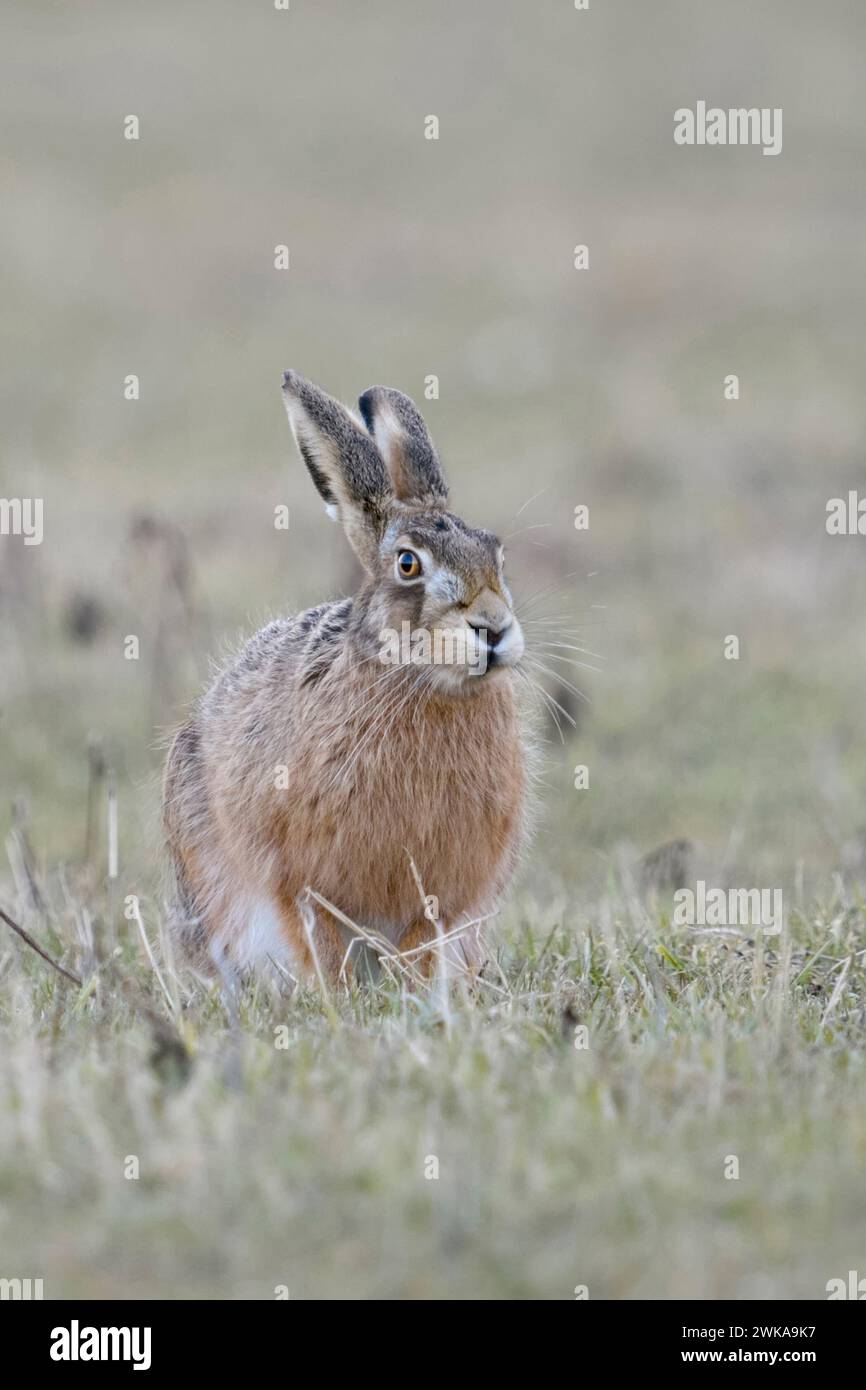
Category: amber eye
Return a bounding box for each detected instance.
[396,550,422,581]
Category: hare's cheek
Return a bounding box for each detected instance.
[393,586,427,626]
[424,569,461,609]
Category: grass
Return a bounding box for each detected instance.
[2,852,865,1300]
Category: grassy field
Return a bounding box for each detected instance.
[2,0,866,1298]
[2,869,866,1300]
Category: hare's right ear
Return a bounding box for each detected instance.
[281,371,391,570]
[358,386,448,505]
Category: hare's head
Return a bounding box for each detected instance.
[281,370,524,693]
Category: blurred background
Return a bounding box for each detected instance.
[3,0,866,905]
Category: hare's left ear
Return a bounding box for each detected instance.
[358,386,448,505]
[281,370,392,571]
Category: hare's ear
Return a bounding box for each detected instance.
[358,386,448,505]
[281,370,391,569]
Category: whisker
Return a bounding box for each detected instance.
[522,656,591,704]
[330,669,424,791]
[322,671,411,792]
[503,522,551,541]
[516,668,572,741]
[512,485,549,520]
[318,661,407,734]
[515,571,587,612]
[529,638,605,660]
[526,649,603,675]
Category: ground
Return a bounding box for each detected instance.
[2,821,865,1299]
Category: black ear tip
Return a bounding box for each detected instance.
[358,387,379,430]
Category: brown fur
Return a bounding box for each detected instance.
[163,373,530,983]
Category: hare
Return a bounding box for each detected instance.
[163,371,530,984]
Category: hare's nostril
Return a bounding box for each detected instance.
[468,620,509,650]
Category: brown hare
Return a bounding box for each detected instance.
[163,371,530,984]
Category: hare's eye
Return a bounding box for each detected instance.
[396,550,422,581]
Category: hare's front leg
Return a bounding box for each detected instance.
[277,892,350,985]
[395,917,439,978]
[397,915,486,979]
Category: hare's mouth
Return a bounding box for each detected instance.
[425,645,522,697]
[375,616,523,693]
[468,618,525,672]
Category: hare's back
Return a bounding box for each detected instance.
[205,599,353,708]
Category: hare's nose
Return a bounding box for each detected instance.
[469,618,511,650]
